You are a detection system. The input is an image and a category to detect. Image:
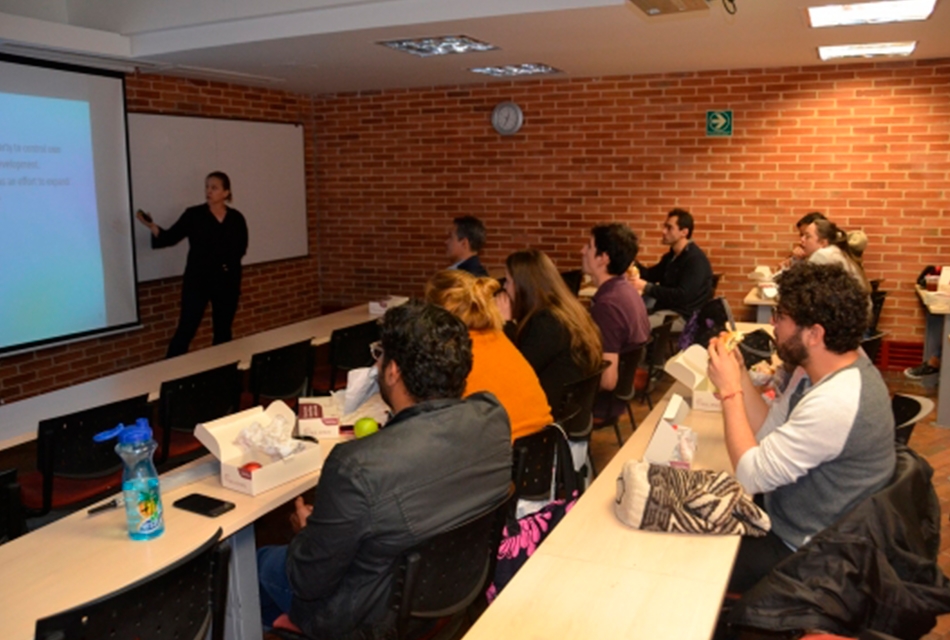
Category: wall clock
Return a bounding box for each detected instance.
[491,102,524,136]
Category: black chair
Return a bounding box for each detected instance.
[19,393,151,517]
[711,272,724,295]
[313,319,380,394]
[249,339,315,405]
[861,331,886,364]
[560,269,583,296]
[512,425,577,503]
[553,361,610,441]
[637,318,674,410]
[591,346,646,448]
[391,487,515,640]
[35,529,230,640]
[0,468,26,544]
[892,393,935,446]
[155,362,242,464]
[869,290,887,334]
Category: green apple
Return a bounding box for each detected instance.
[353,417,379,439]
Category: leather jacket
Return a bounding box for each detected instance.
[287,393,512,640]
[728,446,950,640]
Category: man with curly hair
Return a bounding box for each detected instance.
[707,263,895,592]
[257,302,512,639]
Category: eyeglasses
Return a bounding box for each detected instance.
[771,308,788,322]
[369,341,384,361]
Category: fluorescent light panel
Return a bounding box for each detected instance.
[818,41,917,59]
[808,0,936,27]
[379,36,497,57]
[469,63,562,78]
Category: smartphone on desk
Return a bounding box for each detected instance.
[173,493,235,518]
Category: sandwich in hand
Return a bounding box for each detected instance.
[722,330,745,352]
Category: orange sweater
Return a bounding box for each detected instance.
[464,329,553,441]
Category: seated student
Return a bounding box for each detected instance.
[631,208,714,330]
[496,248,603,416]
[426,269,553,441]
[446,215,489,276]
[780,211,826,270]
[707,263,895,593]
[580,223,650,420]
[799,218,870,293]
[257,302,512,639]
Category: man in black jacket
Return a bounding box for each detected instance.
[257,302,512,639]
[632,209,714,330]
[446,215,490,276]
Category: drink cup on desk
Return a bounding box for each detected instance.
[926,275,940,292]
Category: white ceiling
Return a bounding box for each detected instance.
[1,0,948,95]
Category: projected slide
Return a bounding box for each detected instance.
[0,92,106,349]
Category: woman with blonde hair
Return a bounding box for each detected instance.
[425,269,552,441]
[498,249,603,417]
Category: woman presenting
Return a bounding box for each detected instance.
[136,171,248,358]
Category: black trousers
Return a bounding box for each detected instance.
[727,529,795,594]
[166,273,241,358]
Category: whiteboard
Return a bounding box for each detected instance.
[127,114,308,282]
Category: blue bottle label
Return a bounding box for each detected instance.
[123,477,164,539]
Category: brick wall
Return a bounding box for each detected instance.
[0,74,322,404]
[4,59,949,404]
[314,59,950,347]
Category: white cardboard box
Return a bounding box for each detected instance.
[663,344,722,412]
[195,400,324,496]
[298,397,342,439]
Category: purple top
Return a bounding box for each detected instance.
[590,276,650,420]
[590,276,650,354]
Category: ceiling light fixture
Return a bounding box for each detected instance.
[818,41,917,59]
[469,63,562,78]
[807,0,936,27]
[379,36,497,57]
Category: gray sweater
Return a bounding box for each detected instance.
[736,357,895,548]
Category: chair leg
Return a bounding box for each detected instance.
[612,424,624,448]
[625,403,638,434]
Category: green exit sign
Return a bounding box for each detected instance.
[706,110,733,137]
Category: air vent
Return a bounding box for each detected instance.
[628,0,710,16]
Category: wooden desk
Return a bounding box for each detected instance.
[0,440,341,640]
[0,304,376,450]
[744,286,776,324]
[463,390,738,640]
[916,287,950,428]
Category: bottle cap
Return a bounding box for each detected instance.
[93,419,153,445]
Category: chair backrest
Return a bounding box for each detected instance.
[869,290,887,334]
[328,319,380,389]
[157,362,241,463]
[250,339,315,403]
[554,361,610,439]
[512,425,562,502]
[36,529,230,640]
[612,345,645,402]
[560,269,583,296]
[160,362,241,432]
[648,318,675,371]
[392,487,514,640]
[0,468,25,544]
[892,393,935,446]
[711,272,723,295]
[861,332,885,364]
[38,393,151,481]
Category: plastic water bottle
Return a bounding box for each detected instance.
[94,418,165,540]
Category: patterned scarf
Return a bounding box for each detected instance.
[615,460,771,536]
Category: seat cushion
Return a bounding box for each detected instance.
[19,469,122,511]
